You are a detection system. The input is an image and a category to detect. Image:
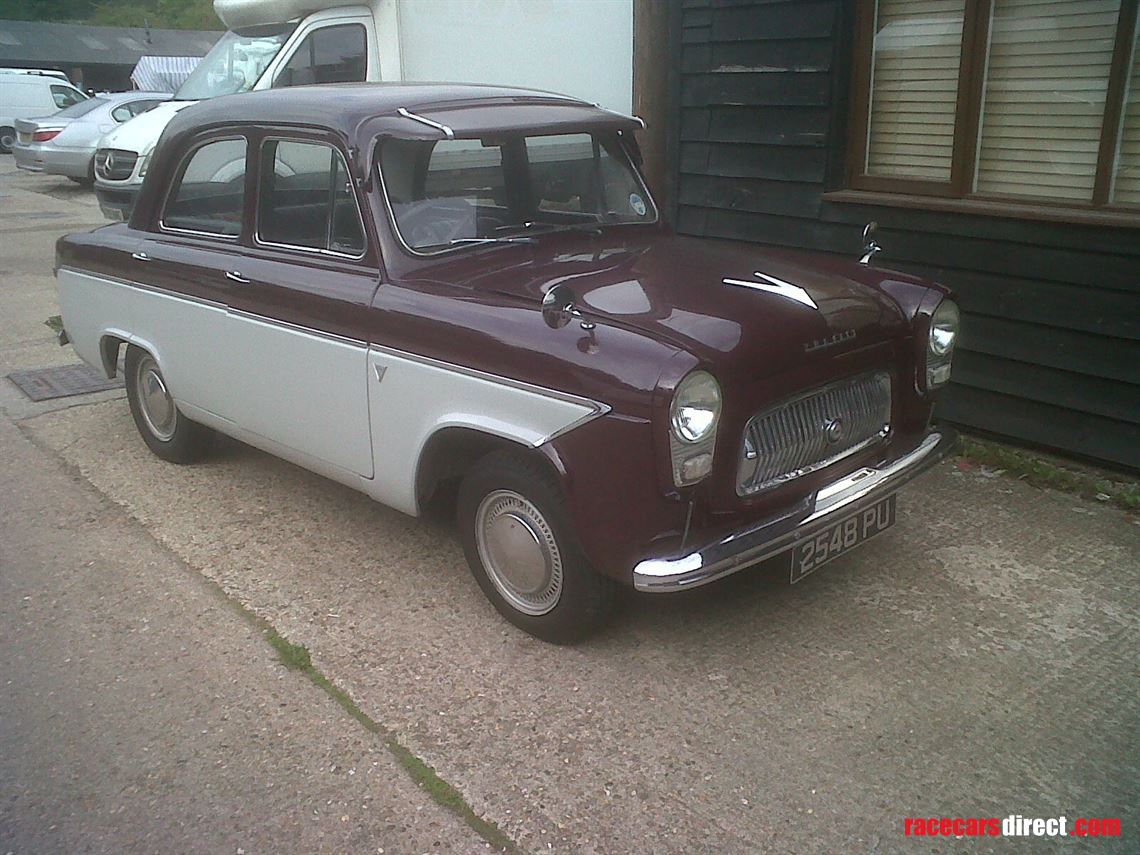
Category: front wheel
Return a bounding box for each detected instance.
[124,345,213,463]
[0,127,15,155]
[457,450,620,644]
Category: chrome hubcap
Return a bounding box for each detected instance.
[475,490,563,616]
[135,355,177,441]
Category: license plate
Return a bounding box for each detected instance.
[789,494,896,584]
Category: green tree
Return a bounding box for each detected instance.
[4,0,220,29]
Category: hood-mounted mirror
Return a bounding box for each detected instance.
[859,221,882,265]
[542,283,595,330]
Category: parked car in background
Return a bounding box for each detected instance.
[13,91,170,185]
[0,73,88,153]
[56,84,960,643]
[93,0,634,220]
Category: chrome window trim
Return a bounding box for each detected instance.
[375,130,659,260]
[157,134,248,241]
[253,135,369,261]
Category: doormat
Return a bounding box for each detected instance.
[7,364,122,401]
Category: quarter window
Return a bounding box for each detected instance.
[258,139,365,255]
[274,24,367,87]
[851,0,1140,211]
[163,138,247,237]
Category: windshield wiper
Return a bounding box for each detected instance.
[445,236,536,246]
[494,221,603,237]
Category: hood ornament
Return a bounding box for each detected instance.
[859,221,882,265]
[723,271,817,309]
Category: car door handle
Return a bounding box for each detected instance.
[131,251,150,261]
[225,270,250,284]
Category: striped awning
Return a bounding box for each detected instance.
[129,55,201,93]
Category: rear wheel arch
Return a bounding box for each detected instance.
[98,333,127,378]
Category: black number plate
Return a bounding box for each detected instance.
[789,494,897,584]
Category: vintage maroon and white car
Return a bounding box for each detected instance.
[55,84,960,643]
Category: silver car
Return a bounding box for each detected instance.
[13,91,170,185]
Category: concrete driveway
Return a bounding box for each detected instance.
[2,159,1137,853]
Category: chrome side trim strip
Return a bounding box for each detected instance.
[633,428,958,592]
[397,107,455,139]
[368,342,611,428]
[57,267,607,421]
[57,265,229,310]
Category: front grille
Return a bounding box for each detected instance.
[736,371,891,495]
[95,148,137,181]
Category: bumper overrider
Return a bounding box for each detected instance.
[633,427,958,592]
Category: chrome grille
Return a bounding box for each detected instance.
[737,371,891,495]
[95,148,137,181]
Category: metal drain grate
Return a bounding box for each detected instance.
[7,364,122,401]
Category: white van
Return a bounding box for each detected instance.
[93,0,633,219]
[0,73,89,153]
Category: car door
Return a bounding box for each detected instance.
[221,133,378,478]
[135,133,253,424]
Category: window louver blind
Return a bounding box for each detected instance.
[865,0,966,181]
[1111,24,1140,206]
[974,0,1122,202]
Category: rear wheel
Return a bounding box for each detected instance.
[457,450,620,643]
[124,345,213,463]
[0,127,15,155]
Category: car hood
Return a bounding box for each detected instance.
[459,232,918,381]
[97,100,195,153]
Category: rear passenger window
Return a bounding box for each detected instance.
[163,138,247,237]
[112,100,160,122]
[274,25,366,87]
[258,139,365,255]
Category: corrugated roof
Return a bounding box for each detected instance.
[0,19,221,66]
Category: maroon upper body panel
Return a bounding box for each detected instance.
[55,84,953,578]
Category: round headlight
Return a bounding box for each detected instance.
[670,370,721,444]
[929,299,960,357]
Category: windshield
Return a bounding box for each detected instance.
[175,25,296,100]
[54,96,106,119]
[380,131,656,253]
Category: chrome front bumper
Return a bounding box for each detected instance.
[633,427,958,592]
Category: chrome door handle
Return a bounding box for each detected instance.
[131,251,150,261]
[225,270,250,284]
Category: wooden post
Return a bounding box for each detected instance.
[633,0,670,205]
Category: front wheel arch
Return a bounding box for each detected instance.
[414,426,563,511]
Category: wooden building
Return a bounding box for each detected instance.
[662,0,1139,471]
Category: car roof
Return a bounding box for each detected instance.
[163,82,642,148]
[101,90,172,102]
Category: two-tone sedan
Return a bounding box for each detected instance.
[14,91,169,185]
[55,84,959,643]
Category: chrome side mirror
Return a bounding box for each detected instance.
[542,283,580,329]
[860,221,882,265]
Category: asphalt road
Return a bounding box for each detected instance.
[1,159,1137,854]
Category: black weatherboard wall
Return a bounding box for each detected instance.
[668,0,1140,472]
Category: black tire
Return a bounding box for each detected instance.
[0,127,15,155]
[124,345,213,463]
[457,450,620,644]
